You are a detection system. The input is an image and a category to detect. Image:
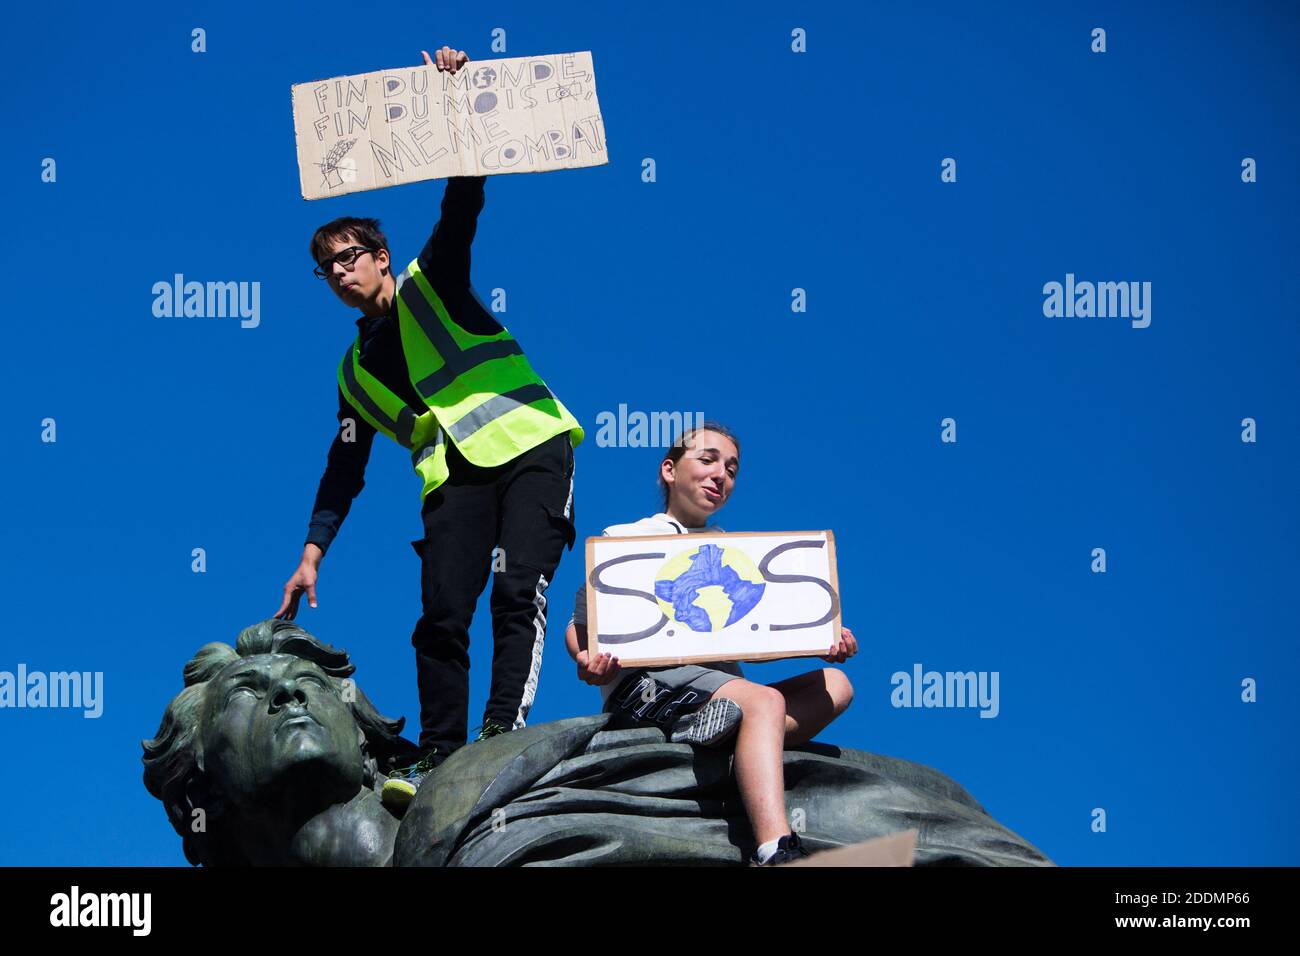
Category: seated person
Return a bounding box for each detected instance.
[565,421,857,866]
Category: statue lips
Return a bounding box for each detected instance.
[275,708,322,740]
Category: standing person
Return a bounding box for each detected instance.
[275,46,583,809]
[564,422,857,865]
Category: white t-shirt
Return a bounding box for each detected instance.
[569,512,745,701]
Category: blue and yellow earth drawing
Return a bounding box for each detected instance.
[653,543,766,632]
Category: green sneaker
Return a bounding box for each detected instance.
[381,749,442,810]
[475,719,511,742]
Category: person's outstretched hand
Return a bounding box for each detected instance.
[275,551,321,621]
[576,649,622,686]
[422,46,469,72]
[823,625,858,664]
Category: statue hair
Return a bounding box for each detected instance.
[141,618,417,866]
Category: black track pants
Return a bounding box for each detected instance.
[409,432,576,756]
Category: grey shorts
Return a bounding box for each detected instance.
[603,664,742,728]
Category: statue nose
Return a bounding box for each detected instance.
[269,678,308,711]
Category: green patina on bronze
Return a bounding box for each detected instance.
[143,618,1053,867]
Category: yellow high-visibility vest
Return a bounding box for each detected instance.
[337,256,582,501]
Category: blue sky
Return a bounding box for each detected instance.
[2,1,1296,865]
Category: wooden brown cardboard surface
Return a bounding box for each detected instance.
[292,52,607,199]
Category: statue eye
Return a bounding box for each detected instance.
[226,685,256,702]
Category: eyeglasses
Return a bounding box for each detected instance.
[314,245,376,279]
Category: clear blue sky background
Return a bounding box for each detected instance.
[2,1,1296,866]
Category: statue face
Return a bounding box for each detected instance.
[198,654,363,807]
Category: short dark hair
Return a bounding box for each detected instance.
[658,420,742,510]
[309,216,390,269]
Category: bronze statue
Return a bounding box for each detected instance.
[141,620,416,865]
[143,619,1053,866]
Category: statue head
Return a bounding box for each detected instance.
[142,619,418,865]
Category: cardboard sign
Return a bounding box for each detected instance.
[784,830,918,867]
[291,51,608,200]
[585,531,842,667]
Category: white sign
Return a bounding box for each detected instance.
[291,51,608,200]
[586,531,842,667]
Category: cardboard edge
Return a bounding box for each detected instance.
[825,528,842,638]
[585,535,600,661]
[624,648,828,668]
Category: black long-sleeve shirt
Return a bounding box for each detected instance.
[304,175,505,556]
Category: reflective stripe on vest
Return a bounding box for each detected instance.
[336,256,582,499]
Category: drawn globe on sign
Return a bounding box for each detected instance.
[654,544,766,633]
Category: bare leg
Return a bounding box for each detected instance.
[710,678,790,846]
[769,668,854,747]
